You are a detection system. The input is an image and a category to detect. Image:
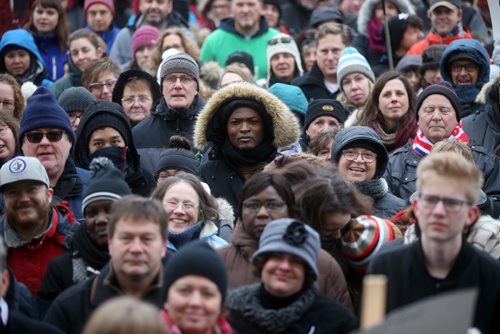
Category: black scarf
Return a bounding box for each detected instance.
[71,224,110,270]
[222,137,276,166]
[226,283,316,333]
[168,221,204,250]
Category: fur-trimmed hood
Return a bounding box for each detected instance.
[476,74,499,104]
[357,0,415,36]
[194,82,301,151]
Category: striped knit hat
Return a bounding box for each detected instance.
[341,215,402,272]
[337,47,375,92]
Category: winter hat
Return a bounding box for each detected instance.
[309,7,344,28]
[267,34,304,82]
[58,87,97,114]
[164,240,228,301]
[19,87,75,145]
[253,218,320,279]
[341,215,402,272]
[155,148,200,177]
[396,55,422,73]
[268,83,308,115]
[262,0,282,21]
[82,157,132,212]
[84,0,115,17]
[112,69,161,106]
[382,14,423,54]
[429,0,461,12]
[331,126,389,179]
[447,52,481,67]
[420,45,447,75]
[131,25,160,56]
[337,47,375,91]
[304,99,349,130]
[159,52,200,89]
[225,51,255,76]
[0,156,49,191]
[416,82,461,121]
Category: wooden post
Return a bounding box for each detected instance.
[360,275,388,330]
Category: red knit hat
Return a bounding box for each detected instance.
[131,25,160,55]
[84,0,115,17]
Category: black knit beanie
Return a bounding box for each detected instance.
[58,87,96,113]
[164,241,228,301]
[155,148,199,177]
[225,51,255,76]
[82,157,132,213]
[416,82,461,121]
[304,99,348,131]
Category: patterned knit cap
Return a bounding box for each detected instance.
[337,47,375,91]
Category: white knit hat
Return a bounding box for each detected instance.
[337,47,375,92]
[266,34,304,84]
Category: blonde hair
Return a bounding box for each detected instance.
[82,296,167,334]
[431,140,474,162]
[150,27,200,73]
[416,151,483,203]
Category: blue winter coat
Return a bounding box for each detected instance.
[0,29,53,87]
[440,39,490,118]
[85,25,120,53]
[33,34,68,82]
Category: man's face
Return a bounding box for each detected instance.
[227,107,264,150]
[162,72,198,110]
[231,0,261,34]
[22,128,72,183]
[108,218,166,283]
[430,5,461,36]
[450,60,480,86]
[316,34,346,82]
[270,53,296,82]
[140,0,172,26]
[417,94,458,144]
[88,127,125,155]
[3,181,53,237]
[413,174,477,246]
[86,3,113,32]
[84,199,113,247]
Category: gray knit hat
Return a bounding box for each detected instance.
[159,52,200,89]
[337,47,375,91]
[253,218,320,279]
[58,87,97,113]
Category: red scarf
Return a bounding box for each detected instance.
[161,309,234,334]
[412,122,469,157]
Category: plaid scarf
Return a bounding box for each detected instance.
[412,122,469,157]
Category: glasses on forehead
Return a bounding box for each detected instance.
[89,79,117,92]
[268,36,293,46]
[25,130,64,144]
[121,95,152,105]
[418,193,472,212]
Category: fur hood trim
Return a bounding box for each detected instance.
[194,82,301,150]
[357,0,415,36]
[216,197,235,228]
[476,74,500,104]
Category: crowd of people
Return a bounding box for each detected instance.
[0,0,500,333]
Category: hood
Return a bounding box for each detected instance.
[440,39,490,89]
[357,0,415,36]
[73,102,141,171]
[0,29,47,69]
[215,197,235,228]
[194,82,300,151]
[331,126,389,179]
[112,69,162,105]
[476,74,499,104]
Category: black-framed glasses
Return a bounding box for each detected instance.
[268,36,293,46]
[89,79,117,92]
[342,150,377,163]
[25,130,64,144]
[451,63,479,72]
[242,201,286,212]
[418,193,472,212]
[68,114,83,122]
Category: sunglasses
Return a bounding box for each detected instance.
[25,130,64,144]
[268,36,293,46]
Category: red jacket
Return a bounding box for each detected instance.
[4,207,71,296]
[407,29,473,55]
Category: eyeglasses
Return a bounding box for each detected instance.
[242,201,286,212]
[25,130,64,144]
[418,193,472,213]
[0,126,10,136]
[342,150,377,163]
[451,63,479,72]
[68,114,83,122]
[163,75,195,85]
[268,36,293,46]
[0,100,14,110]
[88,79,117,92]
[121,95,152,105]
[164,200,199,212]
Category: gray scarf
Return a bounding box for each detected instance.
[354,178,388,200]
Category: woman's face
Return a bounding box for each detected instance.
[135,45,154,71]
[374,2,398,21]
[162,34,185,53]
[33,5,59,34]
[122,81,153,122]
[303,44,317,73]
[0,122,17,162]
[378,78,409,129]
[89,71,117,101]
[4,49,30,77]
[321,211,351,239]
[261,253,305,297]
[241,186,289,240]
[261,3,280,27]
[69,37,102,71]
[163,181,200,233]
[342,72,371,107]
[337,147,377,182]
[0,83,16,117]
[166,275,222,333]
